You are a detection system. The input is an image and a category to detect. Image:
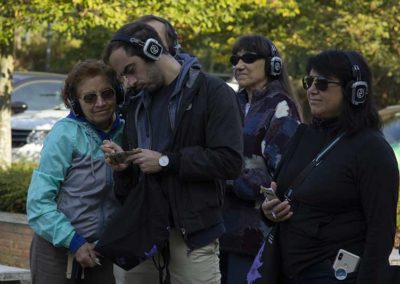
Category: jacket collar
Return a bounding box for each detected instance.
[67,111,121,140]
[238,80,284,104]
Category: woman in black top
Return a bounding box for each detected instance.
[260,50,399,283]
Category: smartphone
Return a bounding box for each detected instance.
[260,185,278,201]
[108,149,141,164]
[332,249,360,274]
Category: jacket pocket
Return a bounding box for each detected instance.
[186,181,221,213]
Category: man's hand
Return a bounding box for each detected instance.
[129,149,162,174]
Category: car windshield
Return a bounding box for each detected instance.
[12,80,64,111]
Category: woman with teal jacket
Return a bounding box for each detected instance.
[27,60,124,284]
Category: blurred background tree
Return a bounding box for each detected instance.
[2,0,400,165]
[12,0,400,107]
[0,0,127,167]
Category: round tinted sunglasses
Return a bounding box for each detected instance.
[302,75,342,91]
[81,88,116,104]
[230,52,263,66]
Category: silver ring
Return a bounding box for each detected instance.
[271,212,277,219]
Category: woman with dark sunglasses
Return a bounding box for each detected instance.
[27,59,124,284]
[253,50,399,284]
[220,35,301,284]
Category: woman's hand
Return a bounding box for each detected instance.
[261,181,293,222]
[101,140,129,171]
[74,242,100,268]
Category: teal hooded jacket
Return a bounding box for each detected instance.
[27,115,124,249]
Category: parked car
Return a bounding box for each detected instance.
[379,105,400,264]
[379,104,400,161]
[11,71,67,148]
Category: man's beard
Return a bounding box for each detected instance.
[144,65,164,93]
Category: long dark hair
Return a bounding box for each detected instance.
[306,50,381,134]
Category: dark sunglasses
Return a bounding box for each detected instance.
[81,88,116,104]
[302,75,342,91]
[230,52,262,66]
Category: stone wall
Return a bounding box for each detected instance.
[0,212,32,269]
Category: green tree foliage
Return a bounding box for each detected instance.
[0,0,128,166]
[1,0,400,163]
[282,0,400,109]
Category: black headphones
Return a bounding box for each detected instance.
[111,35,164,61]
[267,43,282,77]
[67,76,124,116]
[344,52,368,105]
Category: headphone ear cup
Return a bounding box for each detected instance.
[143,38,163,61]
[68,97,82,116]
[346,80,368,105]
[66,82,82,116]
[265,56,282,77]
[269,56,282,77]
[345,80,368,106]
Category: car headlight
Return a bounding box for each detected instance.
[27,129,49,145]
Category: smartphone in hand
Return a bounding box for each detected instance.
[260,185,279,201]
[108,149,141,164]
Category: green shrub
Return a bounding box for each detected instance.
[0,163,36,214]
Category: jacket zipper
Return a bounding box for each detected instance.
[168,74,203,241]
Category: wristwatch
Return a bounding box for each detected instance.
[158,154,169,168]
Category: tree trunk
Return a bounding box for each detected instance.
[0,54,14,169]
[0,3,16,169]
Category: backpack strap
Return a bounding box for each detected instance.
[273,123,307,180]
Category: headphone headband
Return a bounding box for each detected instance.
[155,17,181,55]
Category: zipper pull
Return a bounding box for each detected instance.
[181,228,188,240]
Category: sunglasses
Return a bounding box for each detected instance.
[230,52,262,66]
[302,75,342,91]
[81,88,116,104]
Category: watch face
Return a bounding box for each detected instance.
[159,155,169,167]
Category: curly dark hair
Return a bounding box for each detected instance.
[61,59,120,116]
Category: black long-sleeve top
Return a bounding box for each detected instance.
[274,119,399,283]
